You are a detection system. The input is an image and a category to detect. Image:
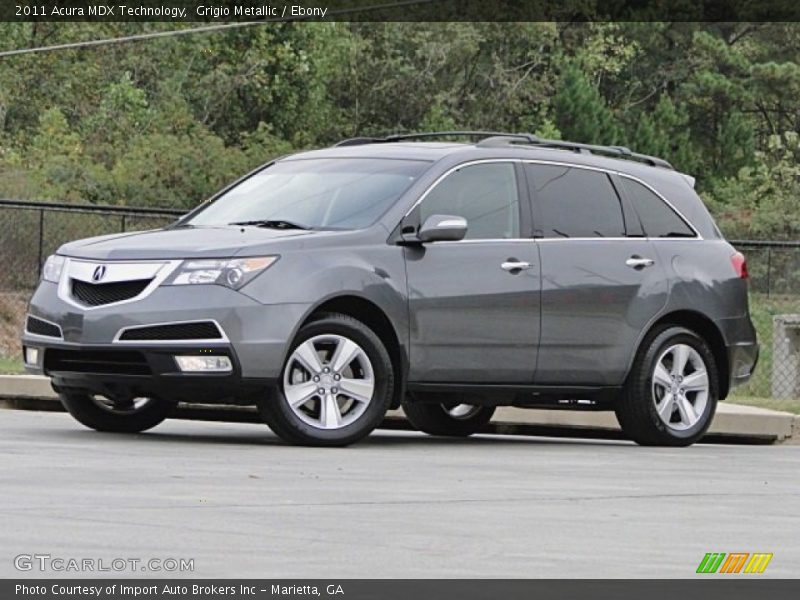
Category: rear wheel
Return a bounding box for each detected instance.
[257,313,394,446]
[402,396,495,437]
[59,391,176,433]
[616,326,718,447]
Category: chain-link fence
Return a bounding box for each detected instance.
[730,240,800,298]
[727,241,800,403]
[0,199,184,292]
[0,200,184,357]
[0,200,798,399]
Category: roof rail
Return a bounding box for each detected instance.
[335,131,528,147]
[477,135,674,170]
[384,131,530,142]
[335,136,387,147]
[333,131,674,170]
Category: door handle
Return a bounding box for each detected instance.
[625,256,655,269]
[501,261,532,272]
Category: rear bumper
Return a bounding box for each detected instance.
[717,315,759,392]
[727,341,759,389]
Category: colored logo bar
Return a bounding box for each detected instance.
[697,553,773,574]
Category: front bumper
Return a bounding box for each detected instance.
[23,281,312,401]
[25,341,270,404]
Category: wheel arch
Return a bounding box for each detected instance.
[629,310,730,400]
[294,294,407,409]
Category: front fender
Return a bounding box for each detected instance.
[240,243,409,372]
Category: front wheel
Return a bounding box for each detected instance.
[257,313,394,447]
[59,391,176,433]
[402,396,495,437]
[615,326,718,447]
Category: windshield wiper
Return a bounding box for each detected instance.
[230,219,312,230]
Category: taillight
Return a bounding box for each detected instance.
[731,251,749,279]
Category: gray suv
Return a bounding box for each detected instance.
[21,132,758,447]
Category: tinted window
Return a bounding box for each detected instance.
[189,158,427,230]
[622,178,696,238]
[420,163,519,240]
[526,164,625,238]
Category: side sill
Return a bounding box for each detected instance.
[406,382,622,410]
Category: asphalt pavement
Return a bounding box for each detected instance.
[1,410,798,578]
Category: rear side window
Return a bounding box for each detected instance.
[420,162,520,240]
[526,164,626,238]
[621,178,696,238]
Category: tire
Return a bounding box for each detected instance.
[257,313,394,447]
[615,326,718,447]
[402,396,495,437]
[59,391,176,433]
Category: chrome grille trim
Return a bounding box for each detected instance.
[113,319,230,344]
[57,258,182,311]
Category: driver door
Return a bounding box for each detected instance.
[402,161,541,383]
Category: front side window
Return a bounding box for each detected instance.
[621,178,696,238]
[526,164,626,238]
[188,158,428,230]
[419,162,520,240]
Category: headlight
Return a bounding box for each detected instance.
[42,255,65,283]
[167,256,278,290]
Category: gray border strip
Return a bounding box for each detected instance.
[1,579,799,599]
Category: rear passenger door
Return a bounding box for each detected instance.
[526,163,669,386]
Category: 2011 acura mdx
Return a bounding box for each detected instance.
[21,132,758,447]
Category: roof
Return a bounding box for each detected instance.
[284,141,467,162]
[284,140,690,183]
[282,131,680,173]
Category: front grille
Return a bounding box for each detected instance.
[44,349,151,375]
[118,321,223,341]
[71,278,151,307]
[26,316,62,338]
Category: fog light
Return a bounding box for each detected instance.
[24,347,39,366]
[174,355,232,373]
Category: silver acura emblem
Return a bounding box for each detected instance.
[92,265,107,282]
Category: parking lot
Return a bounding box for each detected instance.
[1,409,798,578]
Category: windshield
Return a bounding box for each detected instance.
[187,158,429,230]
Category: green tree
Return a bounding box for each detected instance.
[630,95,698,172]
[27,108,93,201]
[705,132,800,241]
[553,63,620,145]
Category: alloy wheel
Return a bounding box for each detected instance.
[651,343,709,431]
[283,334,375,430]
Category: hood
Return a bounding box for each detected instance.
[57,226,313,260]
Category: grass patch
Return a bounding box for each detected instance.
[0,354,24,374]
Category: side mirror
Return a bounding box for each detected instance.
[417,214,468,243]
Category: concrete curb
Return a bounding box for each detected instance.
[0,375,796,444]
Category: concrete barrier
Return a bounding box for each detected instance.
[0,374,796,444]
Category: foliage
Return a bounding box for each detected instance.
[553,62,620,145]
[0,22,799,239]
[704,133,800,240]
